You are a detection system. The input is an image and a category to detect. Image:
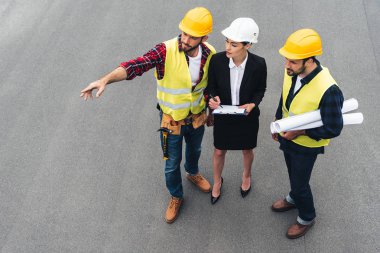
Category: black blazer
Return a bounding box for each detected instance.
[206,51,267,117]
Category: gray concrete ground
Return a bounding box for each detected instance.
[0,0,379,252]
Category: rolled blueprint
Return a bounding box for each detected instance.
[341,98,359,113]
[271,98,358,134]
[270,123,276,134]
[288,112,364,131]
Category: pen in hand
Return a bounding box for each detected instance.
[209,94,223,108]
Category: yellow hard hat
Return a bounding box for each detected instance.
[179,7,213,37]
[279,28,322,59]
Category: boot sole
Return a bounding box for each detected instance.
[271,205,296,212]
[165,215,179,224]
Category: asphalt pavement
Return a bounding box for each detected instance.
[0,0,379,252]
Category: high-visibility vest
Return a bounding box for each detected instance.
[281,67,337,147]
[155,37,215,121]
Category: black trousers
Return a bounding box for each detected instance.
[284,151,318,222]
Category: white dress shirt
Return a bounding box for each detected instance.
[294,75,302,94]
[229,54,248,105]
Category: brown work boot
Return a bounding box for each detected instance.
[271,198,296,212]
[286,220,315,239]
[186,173,211,193]
[165,197,183,224]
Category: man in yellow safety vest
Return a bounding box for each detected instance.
[80,7,215,223]
[271,29,344,239]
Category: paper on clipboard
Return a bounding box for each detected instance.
[212,105,247,115]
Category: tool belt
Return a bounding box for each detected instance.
[158,110,207,160]
[160,110,207,135]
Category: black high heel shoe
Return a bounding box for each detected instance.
[211,177,223,205]
[240,185,251,198]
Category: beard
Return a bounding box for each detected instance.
[183,44,199,53]
[287,65,306,76]
[181,40,202,53]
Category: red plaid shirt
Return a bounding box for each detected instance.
[119,35,213,85]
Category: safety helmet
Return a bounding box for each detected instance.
[221,18,259,43]
[279,28,323,59]
[179,7,213,37]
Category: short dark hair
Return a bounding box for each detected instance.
[242,42,250,46]
[303,56,316,64]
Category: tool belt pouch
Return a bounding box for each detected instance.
[192,111,207,129]
[161,113,181,135]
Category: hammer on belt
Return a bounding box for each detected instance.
[157,127,172,160]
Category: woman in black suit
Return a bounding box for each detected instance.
[207,18,267,204]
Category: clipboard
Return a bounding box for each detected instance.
[212,105,247,115]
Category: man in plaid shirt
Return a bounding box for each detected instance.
[80,7,215,223]
[271,29,344,239]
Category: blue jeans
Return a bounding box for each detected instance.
[284,151,318,223]
[159,121,205,199]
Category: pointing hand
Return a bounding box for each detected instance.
[80,80,107,100]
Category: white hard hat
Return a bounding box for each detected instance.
[221,18,259,43]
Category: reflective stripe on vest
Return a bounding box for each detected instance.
[156,85,191,95]
[155,37,215,121]
[281,67,337,147]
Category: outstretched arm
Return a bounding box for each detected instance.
[80,67,127,100]
[80,43,166,100]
